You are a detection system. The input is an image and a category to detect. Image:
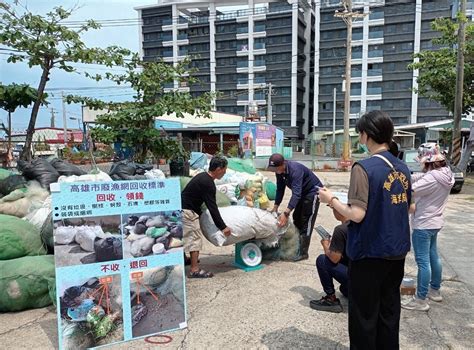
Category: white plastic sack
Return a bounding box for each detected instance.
[199,206,287,247]
[55,226,77,244]
[144,169,165,179]
[75,226,103,252]
[216,183,239,204]
[57,170,112,183]
[24,196,51,229]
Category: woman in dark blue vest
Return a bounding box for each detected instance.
[319,110,411,350]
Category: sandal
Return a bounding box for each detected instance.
[188,269,214,278]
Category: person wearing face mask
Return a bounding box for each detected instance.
[318,110,412,350]
[267,153,323,261]
[401,143,454,312]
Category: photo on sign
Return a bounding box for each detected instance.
[122,211,183,259]
[58,274,123,350]
[129,265,185,337]
[54,215,123,267]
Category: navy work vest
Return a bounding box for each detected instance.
[347,151,411,261]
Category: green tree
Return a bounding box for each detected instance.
[0,83,47,151]
[409,17,473,114]
[67,58,214,162]
[0,3,132,160]
[409,16,474,170]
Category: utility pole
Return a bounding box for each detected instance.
[333,87,337,157]
[452,0,466,165]
[61,91,68,144]
[50,108,55,128]
[267,83,273,124]
[335,0,365,161]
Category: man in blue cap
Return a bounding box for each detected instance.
[267,153,323,261]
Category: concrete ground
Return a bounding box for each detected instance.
[1,171,473,349]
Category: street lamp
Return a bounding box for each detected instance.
[69,116,81,130]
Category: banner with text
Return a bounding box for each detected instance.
[51,178,186,349]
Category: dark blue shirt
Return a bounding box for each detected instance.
[347,151,411,260]
[275,161,323,210]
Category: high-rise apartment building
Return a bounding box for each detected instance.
[136,0,472,139]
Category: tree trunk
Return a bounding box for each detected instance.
[7,111,12,154]
[20,64,50,161]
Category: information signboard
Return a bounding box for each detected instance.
[51,178,186,349]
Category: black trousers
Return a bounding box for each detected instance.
[348,258,405,350]
[292,195,320,237]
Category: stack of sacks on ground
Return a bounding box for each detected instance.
[123,213,183,257]
[0,181,49,218]
[0,157,169,313]
[0,214,55,312]
[215,170,271,209]
[55,224,122,261]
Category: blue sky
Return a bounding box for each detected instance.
[0,0,155,131]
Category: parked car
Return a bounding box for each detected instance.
[400,149,464,194]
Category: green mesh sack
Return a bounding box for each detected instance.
[0,168,13,180]
[226,158,256,174]
[0,255,56,312]
[265,181,277,200]
[179,177,230,208]
[0,214,46,260]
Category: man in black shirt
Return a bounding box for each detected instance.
[181,156,231,278]
[310,208,349,313]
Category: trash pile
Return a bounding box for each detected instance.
[59,277,123,349]
[122,212,183,258]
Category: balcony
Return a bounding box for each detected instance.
[351,70,362,78]
[177,33,188,40]
[353,32,363,41]
[237,27,248,34]
[368,69,382,76]
[237,61,248,68]
[350,89,362,96]
[162,18,172,26]
[254,93,266,101]
[368,49,383,58]
[254,59,265,67]
[254,77,266,84]
[254,43,265,50]
[352,51,363,59]
[367,87,382,95]
[369,30,383,39]
[163,50,173,58]
[237,94,249,101]
[254,24,266,32]
[178,49,188,56]
[369,11,384,20]
[237,78,248,85]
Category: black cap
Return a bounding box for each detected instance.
[267,153,285,171]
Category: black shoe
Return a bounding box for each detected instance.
[310,295,343,313]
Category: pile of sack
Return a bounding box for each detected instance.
[123,213,183,257]
[55,224,122,262]
[0,214,55,312]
